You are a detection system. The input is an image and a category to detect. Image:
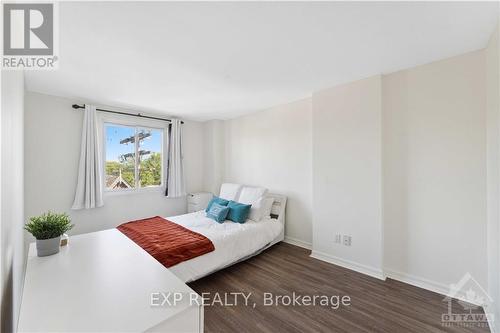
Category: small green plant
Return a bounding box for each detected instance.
[24,212,74,240]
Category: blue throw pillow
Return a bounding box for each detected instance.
[206,202,230,223]
[227,201,252,223]
[205,196,229,212]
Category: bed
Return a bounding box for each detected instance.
[117,188,286,282]
[167,193,286,282]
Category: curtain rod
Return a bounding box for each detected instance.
[71,104,183,124]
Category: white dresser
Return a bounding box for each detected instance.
[19,229,203,333]
[187,192,213,213]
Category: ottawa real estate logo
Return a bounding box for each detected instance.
[2,2,58,69]
[442,273,494,329]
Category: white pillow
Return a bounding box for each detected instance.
[219,183,242,201]
[261,198,275,219]
[238,186,268,221]
[246,197,264,221]
[249,197,275,221]
[238,186,268,204]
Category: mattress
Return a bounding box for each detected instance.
[166,210,283,282]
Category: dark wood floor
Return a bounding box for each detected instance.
[189,243,489,333]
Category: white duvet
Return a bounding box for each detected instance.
[166,210,283,282]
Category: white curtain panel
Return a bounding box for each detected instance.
[166,119,186,197]
[72,105,104,209]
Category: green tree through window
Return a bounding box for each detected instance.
[139,152,162,186]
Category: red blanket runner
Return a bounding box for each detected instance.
[117,216,215,268]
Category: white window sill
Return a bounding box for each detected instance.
[104,186,165,196]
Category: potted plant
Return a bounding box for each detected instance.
[24,212,74,257]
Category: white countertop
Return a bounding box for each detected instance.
[19,229,200,332]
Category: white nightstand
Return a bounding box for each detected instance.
[187,192,214,213]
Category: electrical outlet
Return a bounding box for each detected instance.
[343,235,352,246]
[335,234,342,244]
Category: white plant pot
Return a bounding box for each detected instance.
[36,236,61,257]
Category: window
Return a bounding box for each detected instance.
[104,123,164,191]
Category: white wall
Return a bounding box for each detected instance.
[311,76,384,278]
[24,92,204,236]
[1,71,25,333]
[203,120,225,194]
[219,50,490,292]
[219,48,487,295]
[486,21,500,331]
[223,98,313,247]
[383,51,487,290]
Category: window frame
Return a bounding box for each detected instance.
[98,112,168,195]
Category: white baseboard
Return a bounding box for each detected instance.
[386,269,498,330]
[310,250,385,280]
[307,250,494,327]
[384,268,489,308]
[306,249,496,331]
[283,236,312,250]
[384,268,451,298]
[387,269,470,302]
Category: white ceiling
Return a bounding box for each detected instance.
[25,2,498,121]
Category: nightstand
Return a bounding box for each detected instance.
[187,192,214,213]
